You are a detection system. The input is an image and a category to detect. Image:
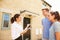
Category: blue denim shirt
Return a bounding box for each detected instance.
[42,18,51,39]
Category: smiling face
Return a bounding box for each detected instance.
[42,8,49,17]
[48,13,55,22]
[48,11,60,22]
[42,10,48,16]
[16,16,21,22]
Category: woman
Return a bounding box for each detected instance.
[11,14,30,40]
[48,11,60,40]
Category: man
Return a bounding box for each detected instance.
[42,8,52,40]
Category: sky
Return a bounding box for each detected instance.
[45,0,60,12]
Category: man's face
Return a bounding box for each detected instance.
[42,10,48,16]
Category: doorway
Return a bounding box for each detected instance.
[23,17,31,40]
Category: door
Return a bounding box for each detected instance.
[23,17,31,40]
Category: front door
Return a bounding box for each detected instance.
[23,17,31,40]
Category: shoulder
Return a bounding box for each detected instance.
[11,22,17,27]
[54,21,60,25]
[53,21,60,32]
[11,23,15,25]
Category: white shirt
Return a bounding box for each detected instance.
[11,22,23,40]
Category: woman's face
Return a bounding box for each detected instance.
[48,13,55,22]
[16,16,21,22]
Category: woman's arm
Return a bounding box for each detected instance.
[20,28,28,35]
[20,24,30,35]
[55,32,60,40]
[54,22,60,40]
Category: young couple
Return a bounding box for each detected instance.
[42,8,60,40]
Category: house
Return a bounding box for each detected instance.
[0,0,52,40]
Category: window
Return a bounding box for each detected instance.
[1,12,11,30]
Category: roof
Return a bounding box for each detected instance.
[42,0,52,7]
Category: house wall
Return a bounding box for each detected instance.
[0,0,51,40]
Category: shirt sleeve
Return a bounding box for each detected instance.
[54,22,60,32]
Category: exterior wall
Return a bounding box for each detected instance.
[0,12,11,40]
[0,0,51,40]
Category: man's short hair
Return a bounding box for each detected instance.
[42,8,49,12]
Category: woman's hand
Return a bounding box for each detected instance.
[20,24,31,35]
[27,24,31,28]
[25,24,31,30]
